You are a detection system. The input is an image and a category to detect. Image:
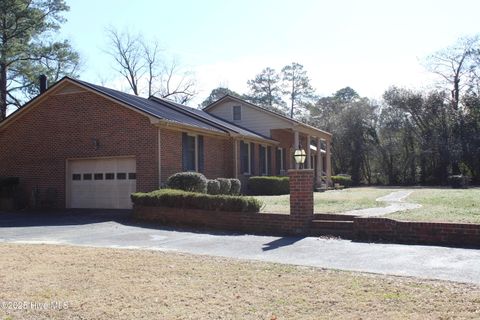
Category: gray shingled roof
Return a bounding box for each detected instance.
[74,78,225,133]
[72,78,274,141]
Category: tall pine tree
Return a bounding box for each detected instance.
[0,0,80,120]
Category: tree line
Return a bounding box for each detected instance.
[201,37,480,186]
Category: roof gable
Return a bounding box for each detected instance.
[149,96,275,142]
[204,95,332,138]
[204,95,295,126]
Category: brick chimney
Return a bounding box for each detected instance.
[39,74,48,94]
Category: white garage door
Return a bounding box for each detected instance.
[68,157,136,209]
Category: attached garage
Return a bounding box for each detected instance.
[67,157,136,209]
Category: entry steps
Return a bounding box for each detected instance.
[310,213,356,238]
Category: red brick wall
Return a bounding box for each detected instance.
[204,135,233,179]
[135,206,480,246]
[271,129,293,170]
[159,129,182,184]
[134,206,313,236]
[289,169,314,217]
[354,218,480,247]
[0,91,159,208]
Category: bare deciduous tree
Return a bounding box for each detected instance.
[426,35,480,110]
[157,58,196,104]
[105,28,197,104]
[106,28,144,96]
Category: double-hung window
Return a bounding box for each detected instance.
[182,133,204,172]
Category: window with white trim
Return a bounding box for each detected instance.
[184,134,198,171]
[233,105,241,121]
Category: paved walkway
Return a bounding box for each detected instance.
[1,211,479,285]
[341,190,421,217]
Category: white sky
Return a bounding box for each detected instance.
[59,0,480,106]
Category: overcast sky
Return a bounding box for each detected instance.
[60,0,480,106]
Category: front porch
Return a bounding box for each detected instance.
[271,128,332,187]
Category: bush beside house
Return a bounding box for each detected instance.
[216,178,231,195]
[247,176,290,195]
[229,179,241,195]
[166,172,207,193]
[206,179,221,195]
[331,175,352,188]
[166,172,242,196]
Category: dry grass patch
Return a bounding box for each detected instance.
[0,244,479,319]
[259,187,400,214]
[386,187,480,223]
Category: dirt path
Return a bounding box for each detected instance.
[340,190,421,217]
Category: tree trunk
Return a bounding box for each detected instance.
[0,62,7,120]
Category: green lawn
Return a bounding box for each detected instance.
[386,187,480,224]
[258,187,399,214]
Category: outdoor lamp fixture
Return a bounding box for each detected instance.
[293,148,307,167]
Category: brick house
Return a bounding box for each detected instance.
[0,77,332,209]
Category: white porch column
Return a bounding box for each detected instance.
[316,139,323,186]
[293,130,299,169]
[326,139,332,183]
[306,135,311,169]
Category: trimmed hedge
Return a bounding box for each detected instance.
[331,175,352,188]
[216,178,231,195]
[166,172,207,193]
[131,189,262,213]
[207,179,221,195]
[229,179,241,195]
[247,176,290,195]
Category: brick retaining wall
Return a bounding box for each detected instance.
[354,217,480,247]
[134,206,311,236]
[134,207,480,248]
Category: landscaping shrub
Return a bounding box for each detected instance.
[206,179,220,195]
[216,178,231,195]
[229,179,241,195]
[131,189,262,213]
[166,172,207,193]
[247,176,289,195]
[331,175,352,188]
[448,175,470,189]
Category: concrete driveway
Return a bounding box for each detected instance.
[1,210,479,285]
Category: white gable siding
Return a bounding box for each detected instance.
[208,101,292,137]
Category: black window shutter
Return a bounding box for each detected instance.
[259,146,265,174]
[240,141,245,173]
[267,146,272,175]
[283,148,287,171]
[198,135,204,173]
[250,143,255,175]
[182,133,188,171]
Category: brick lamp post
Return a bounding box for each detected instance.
[289,148,314,218]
